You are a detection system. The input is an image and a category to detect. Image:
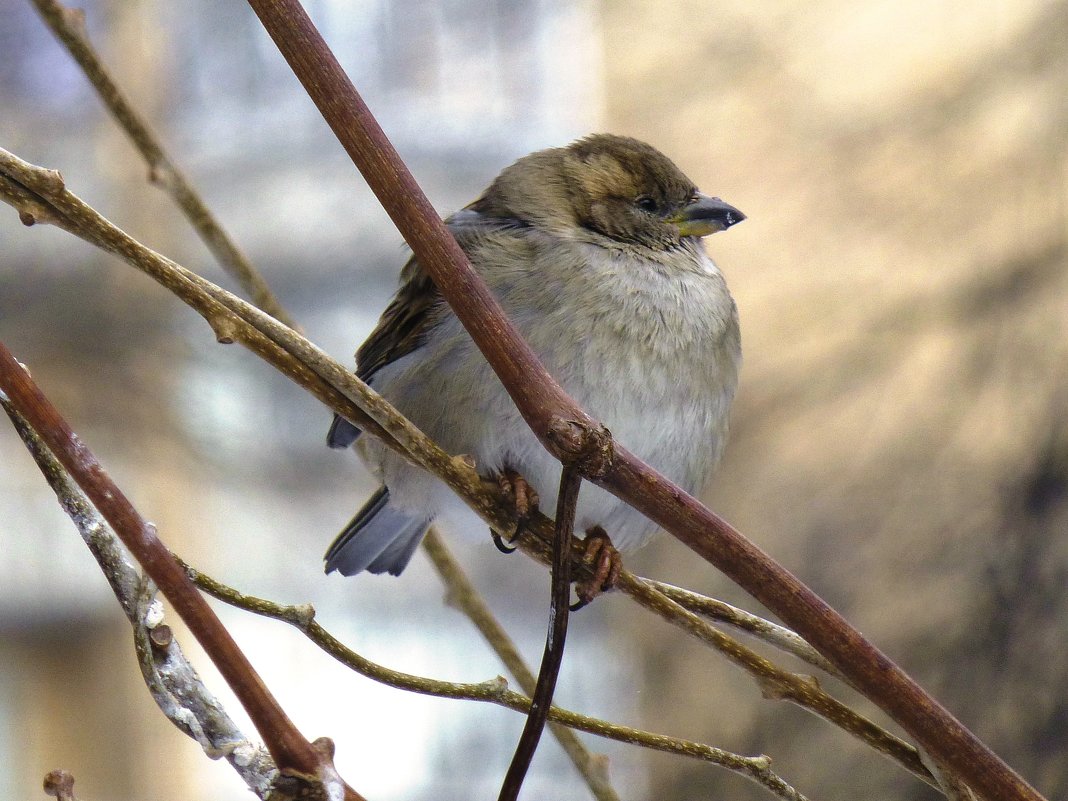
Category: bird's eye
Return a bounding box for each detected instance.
[634,195,659,213]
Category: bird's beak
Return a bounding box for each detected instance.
[669,194,746,237]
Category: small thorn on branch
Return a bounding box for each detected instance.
[21,164,66,196]
[149,623,173,651]
[1,178,61,227]
[207,314,240,344]
[43,770,77,801]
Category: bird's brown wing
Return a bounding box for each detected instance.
[356,253,444,383]
[356,209,500,382]
[327,214,498,448]
[326,254,443,449]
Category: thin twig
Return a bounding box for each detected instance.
[499,467,580,801]
[614,573,937,789]
[0,148,940,792]
[238,5,1044,799]
[422,529,620,801]
[0,348,359,801]
[183,560,812,801]
[645,580,842,680]
[27,0,297,329]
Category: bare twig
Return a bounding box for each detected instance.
[422,529,620,801]
[0,348,360,801]
[499,466,580,801]
[27,0,297,329]
[0,149,938,791]
[238,4,1042,799]
[2,394,275,797]
[614,573,936,788]
[645,580,841,679]
[184,561,812,801]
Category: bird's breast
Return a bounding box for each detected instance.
[494,240,740,481]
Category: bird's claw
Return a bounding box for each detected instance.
[492,473,621,609]
[491,529,518,554]
[497,468,540,520]
[571,526,622,609]
[491,468,540,554]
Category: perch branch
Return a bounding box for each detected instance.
[240,4,1042,799]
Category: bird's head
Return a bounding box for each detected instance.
[471,134,744,252]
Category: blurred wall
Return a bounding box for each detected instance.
[601,2,1068,799]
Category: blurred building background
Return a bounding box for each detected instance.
[1,1,1065,800]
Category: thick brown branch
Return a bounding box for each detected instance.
[240,3,1043,799]
[0,344,360,801]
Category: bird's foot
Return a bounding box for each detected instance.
[492,468,541,553]
[572,526,622,610]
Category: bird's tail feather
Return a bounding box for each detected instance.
[324,486,430,577]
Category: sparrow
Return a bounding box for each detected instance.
[324,134,743,594]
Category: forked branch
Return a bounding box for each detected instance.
[0,344,362,801]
